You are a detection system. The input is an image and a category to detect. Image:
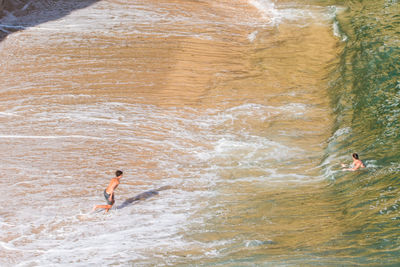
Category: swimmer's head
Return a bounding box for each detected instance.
[116,170,123,177]
[352,153,359,159]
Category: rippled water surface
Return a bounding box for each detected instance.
[1,0,399,266]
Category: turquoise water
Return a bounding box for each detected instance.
[324,0,400,264]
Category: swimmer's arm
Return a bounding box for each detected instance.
[343,162,361,171]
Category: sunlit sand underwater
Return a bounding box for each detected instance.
[2,0,399,265]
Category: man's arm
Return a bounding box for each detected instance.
[344,162,362,171]
[107,180,118,201]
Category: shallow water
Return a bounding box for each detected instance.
[1,0,399,266]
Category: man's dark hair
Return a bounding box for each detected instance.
[352,153,359,159]
[116,170,123,177]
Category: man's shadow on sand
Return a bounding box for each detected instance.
[115,186,172,210]
[0,0,100,42]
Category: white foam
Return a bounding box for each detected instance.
[249,0,342,27]
[333,20,347,42]
[364,160,379,169]
[328,127,351,142]
[0,134,102,139]
[329,6,348,41]
[248,30,258,42]
[248,0,279,25]
[245,239,273,247]
[213,137,299,162]
[0,111,19,117]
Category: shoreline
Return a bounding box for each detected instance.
[0,0,100,42]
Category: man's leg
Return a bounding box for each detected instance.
[92,204,112,212]
[105,199,115,212]
[105,205,112,212]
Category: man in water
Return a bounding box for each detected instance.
[342,153,365,171]
[92,170,123,212]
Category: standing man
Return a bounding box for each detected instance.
[92,170,123,212]
[342,153,365,171]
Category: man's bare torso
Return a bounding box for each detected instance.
[106,178,120,194]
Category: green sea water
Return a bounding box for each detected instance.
[324,0,400,264]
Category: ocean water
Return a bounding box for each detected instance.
[0,0,399,266]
